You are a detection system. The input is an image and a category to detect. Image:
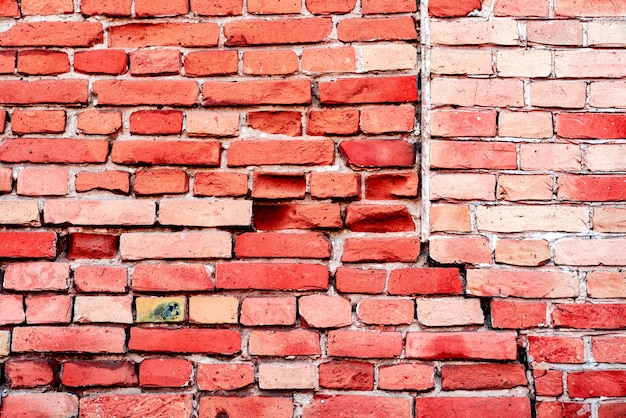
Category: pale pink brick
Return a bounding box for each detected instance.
[259,363,316,390]
[299,295,352,328]
[467,269,579,298]
[44,200,155,226]
[496,50,552,78]
[73,296,133,324]
[587,272,626,299]
[556,50,626,78]
[187,111,240,137]
[590,81,626,108]
[587,145,626,172]
[25,295,72,324]
[476,205,588,233]
[4,262,69,291]
[495,239,551,266]
[499,111,553,139]
[555,238,626,266]
[432,78,524,107]
[0,295,24,325]
[498,175,553,201]
[555,0,626,17]
[120,231,232,260]
[430,205,471,233]
[0,201,39,225]
[189,296,238,324]
[430,48,493,75]
[494,0,549,16]
[360,43,417,71]
[588,21,626,47]
[0,167,12,193]
[417,298,484,327]
[594,208,626,233]
[527,20,582,46]
[520,144,581,171]
[158,199,252,227]
[430,173,496,201]
[378,363,434,391]
[530,80,586,108]
[17,168,68,196]
[240,297,296,326]
[357,298,414,325]
[429,236,492,264]
[431,110,497,137]
[361,105,414,134]
[430,20,519,46]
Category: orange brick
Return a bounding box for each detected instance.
[187,111,239,137]
[184,51,238,77]
[135,0,188,16]
[429,236,492,264]
[357,298,414,325]
[337,17,417,42]
[430,205,471,233]
[129,49,181,75]
[249,0,300,14]
[134,169,188,195]
[75,170,130,194]
[21,0,73,15]
[361,105,415,134]
[495,238,552,266]
[193,172,248,197]
[190,0,242,15]
[109,23,219,48]
[11,110,65,134]
[240,297,296,326]
[17,50,69,75]
[302,47,356,73]
[299,295,352,328]
[77,110,122,135]
[310,172,360,199]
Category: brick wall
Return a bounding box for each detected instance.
[0,0,624,416]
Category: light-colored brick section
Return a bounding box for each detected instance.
[555,238,626,266]
[0,201,39,225]
[360,43,417,71]
[73,296,133,324]
[430,174,496,201]
[555,50,626,78]
[44,200,155,226]
[530,80,586,108]
[495,239,551,266]
[476,206,588,233]
[430,20,519,45]
[520,144,581,171]
[417,298,484,327]
[467,269,579,298]
[497,175,553,201]
[186,111,240,137]
[430,48,493,75]
[590,81,626,108]
[259,363,316,390]
[587,21,626,46]
[431,78,524,107]
[498,111,553,138]
[120,232,232,260]
[496,50,552,77]
[586,145,626,171]
[158,200,252,227]
[189,296,238,324]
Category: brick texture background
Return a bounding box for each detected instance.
[0,0,624,416]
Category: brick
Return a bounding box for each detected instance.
[191,0,242,15]
[357,298,414,325]
[365,173,418,200]
[306,0,356,14]
[184,50,238,76]
[555,0,626,16]
[259,363,315,389]
[17,50,69,75]
[81,0,131,16]
[590,81,626,108]
[194,172,248,197]
[249,330,320,356]
[495,238,552,266]
[0,331,8,355]
[25,295,71,324]
[0,52,11,73]
[254,203,342,230]
[498,175,553,202]
[320,76,417,104]
[129,328,240,354]
[189,296,238,324]
[74,49,127,74]
[158,200,251,227]
[17,167,68,196]
[62,360,136,387]
[0,394,78,418]
[109,22,218,47]
[134,169,188,195]
[587,145,626,172]
[379,363,434,391]
[75,265,127,293]
[552,303,626,329]
[0,200,39,225]
[76,170,129,194]
[468,269,578,298]
[200,397,293,418]
[599,402,626,418]
[240,297,296,326]
[361,105,415,134]
[310,172,360,199]
[476,205,588,233]
[12,326,125,353]
[252,172,306,199]
[302,47,356,72]
[429,0,480,16]
[198,363,255,391]
[499,111,553,138]
[529,335,584,363]
[0,231,56,259]
[0,80,88,105]
[5,360,54,388]
[342,237,420,262]
[527,20,582,46]
[248,0,299,14]
[77,110,123,135]
[112,140,219,166]
[307,109,359,136]
[593,335,626,363]
[12,110,66,135]
[556,238,626,266]
[129,49,181,75]
[406,331,518,360]
[67,233,117,259]
[204,79,311,106]
[320,361,374,390]
[530,80,586,108]
[417,298,484,327]
[299,295,352,328]
[340,139,416,168]
[430,173,496,201]
[80,395,192,417]
[497,50,552,77]
[556,50,626,78]
[431,109,497,137]
[132,264,212,292]
[140,358,192,388]
[442,364,527,391]
[0,22,103,47]
[0,0,19,16]
[431,48,493,75]
[568,371,626,398]
[0,167,11,193]
[228,140,334,166]
[235,232,331,258]
[492,300,548,329]
[335,268,386,294]
[415,397,531,418]
[248,111,301,135]
[120,231,232,260]
[94,80,198,106]
[244,50,298,75]
[360,43,417,71]
[346,204,415,232]
[187,111,239,137]
[587,272,626,298]
[303,395,411,418]
[558,113,626,139]
[45,199,154,226]
[430,205,472,232]
[534,369,564,396]
[536,402,589,417]
[225,18,331,45]
[217,263,328,290]
[494,0,549,16]
[431,141,517,169]
[431,20,519,45]
[327,330,403,358]
[389,267,462,295]
[362,0,416,13]
[74,295,132,324]
[135,0,188,16]
[432,78,523,107]
[4,262,68,291]
[338,17,417,42]
[0,295,24,325]
[520,143,581,171]
[429,236,492,264]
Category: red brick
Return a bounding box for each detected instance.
[67,233,117,260]
[4,262,68,291]
[81,0,131,16]
[80,394,192,417]
[557,113,626,139]
[134,169,188,195]
[74,265,127,293]
[555,0,626,16]
[0,231,56,259]
[44,199,155,226]
[307,109,359,136]
[228,140,333,166]
[248,111,302,136]
[538,402,591,418]
[340,139,416,168]
[240,297,296,326]
[0,295,24,325]
[361,105,415,134]
[337,17,417,42]
[17,167,68,196]
[306,0,356,14]
[0,22,102,47]
[216,263,328,290]
[243,49,298,75]
[194,172,248,197]
[197,363,254,391]
[225,18,332,45]
[534,369,564,396]
[0,79,88,105]
[0,393,78,418]
[0,0,19,16]
[184,50,238,76]
[12,110,65,134]
[77,110,122,135]
[235,232,331,259]
[1,138,107,164]
[319,361,374,390]
[249,329,320,356]
[552,304,626,329]
[429,236,492,264]
[132,264,212,292]
[252,172,306,199]
[25,295,71,324]
[120,231,232,260]
[191,0,242,15]
[328,330,403,358]
[442,364,527,390]
[303,395,411,418]
[342,237,420,262]
[365,173,418,200]
[431,109,497,137]
[429,0,480,16]
[21,0,73,14]
[568,371,626,398]
[379,363,435,391]
[254,203,342,230]
[140,358,192,388]
[558,175,626,201]
[203,79,311,106]
[0,167,12,193]
[335,267,386,294]
[345,204,415,232]
[593,335,626,363]
[299,295,352,328]
[62,360,136,387]
[302,46,356,72]
[431,141,517,169]
[17,50,69,75]
[112,140,219,166]
[310,172,360,200]
[200,397,293,418]
[599,402,626,418]
[5,360,55,388]
[491,300,548,329]
[357,298,414,325]
[416,397,531,418]
[129,49,181,75]
[12,326,125,353]
[129,328,240,354]
[135,0,188,16]
[75,170,130,194]
[362,0,417,13]
[94,80,198,106]
[0,51,14,74]
[528,335,585,363]
[109,23,218,47]
[407,331,518,360]
[320,76,417,104]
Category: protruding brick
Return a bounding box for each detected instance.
[217,263,328,291]
[345,204,415,232]
[120,231,232,260]
[299,295,352,328]
[67,233,117,259]
[328,330,403,358]
[365,173,418,200]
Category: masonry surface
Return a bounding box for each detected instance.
[0,0,624,417]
